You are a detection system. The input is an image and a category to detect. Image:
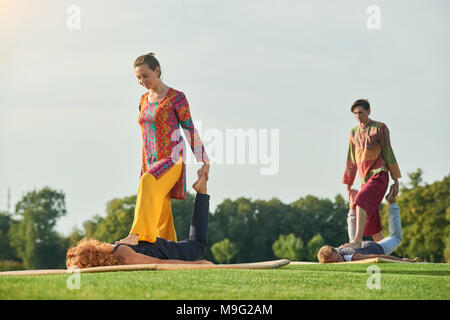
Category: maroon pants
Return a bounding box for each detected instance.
[354,171,389,236]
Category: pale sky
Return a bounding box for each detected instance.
[1,0,449,235]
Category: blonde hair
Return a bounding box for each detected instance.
[317,245,338,263]
[66,238,120,268]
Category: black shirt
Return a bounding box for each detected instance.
[336,241,385,260]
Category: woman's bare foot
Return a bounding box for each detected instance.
[115,234,139,245]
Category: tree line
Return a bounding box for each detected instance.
[0,169,448,270]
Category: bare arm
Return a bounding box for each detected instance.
[115,245,213,265]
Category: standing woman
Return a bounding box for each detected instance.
[119,52,209,245]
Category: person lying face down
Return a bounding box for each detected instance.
[317,245,417,263]
[66,170,213,268]
[317,185,418,264]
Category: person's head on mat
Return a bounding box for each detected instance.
[66,238,120,268]
[317,245,344,263]
[67,167,212,269]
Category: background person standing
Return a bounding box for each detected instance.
[343,99,401,248]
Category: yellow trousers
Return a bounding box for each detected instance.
[130,158,182,243]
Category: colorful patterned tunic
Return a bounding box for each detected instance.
[343,119,401,186]
[138,88,209,200]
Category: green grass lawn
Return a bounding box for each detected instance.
[1,263,449,300]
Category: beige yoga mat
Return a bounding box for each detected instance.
[0,259,290,276]
[290,257,414,265]
[333,257,417,264]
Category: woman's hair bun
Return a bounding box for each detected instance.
[134,52,161,78]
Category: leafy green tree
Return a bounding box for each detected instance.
[211,238,238,264]
[67,226,85,247]
[210,197,254,262]
[407,168,423,188]
[381,170,450,262]
[272,234,304,261]
[306,233,325,262]
[207,194,349,263]
[68,214,104,247]
[290,195,348,248]
[83,215,104,238]
[0,211,17,261]
[444,235,450,263]
[93,195,136,243]
[251,198,294,262]
[9,187,67,269]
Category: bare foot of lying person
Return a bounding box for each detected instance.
[192,167,207,194]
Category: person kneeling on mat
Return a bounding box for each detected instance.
[317,185,418,263]
[66,167,213,268]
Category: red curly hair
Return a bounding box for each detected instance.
[66,238,121,268]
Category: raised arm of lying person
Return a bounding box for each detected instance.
[114,244,213,265]
[352,252,418,263]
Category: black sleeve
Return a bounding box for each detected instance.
[336,246,355,256]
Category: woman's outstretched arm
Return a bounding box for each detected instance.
[173,91,210,177]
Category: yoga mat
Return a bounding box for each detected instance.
[0,259,290,276]
[290,257,415,265]
[333,257,417,264]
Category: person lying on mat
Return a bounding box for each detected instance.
[317,185,418,263]
[66,167,213,268]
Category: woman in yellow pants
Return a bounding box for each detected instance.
[129,157,183,243]
[118,53,209,245]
